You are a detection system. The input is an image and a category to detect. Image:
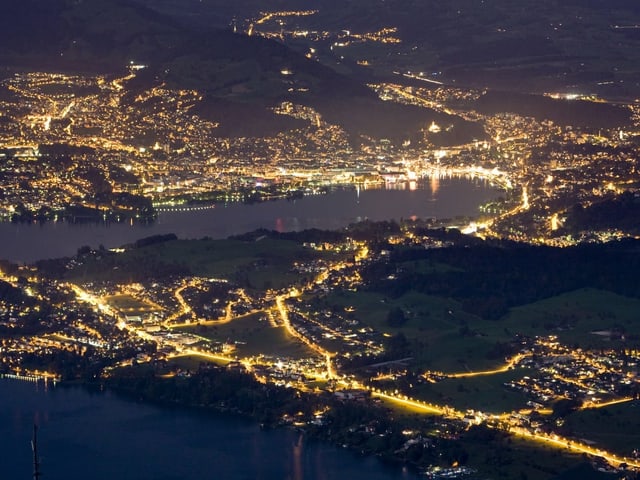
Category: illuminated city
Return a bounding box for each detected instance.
[2,1,640,479]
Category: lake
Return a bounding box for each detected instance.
[0,178,500,263]
[0,178,498,479]
[1,378,418,480]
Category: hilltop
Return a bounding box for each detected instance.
[0,0,482,145]
[141,0,640,99]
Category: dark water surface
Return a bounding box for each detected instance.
[1,379,419,480]
[0,179,500,263]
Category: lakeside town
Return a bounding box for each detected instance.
[3,2,640,479]
[2,222,640,478]
[1,60,640,479]
[1,66,639,244]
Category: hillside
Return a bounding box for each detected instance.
[139,0,640,99]
[0,0,483,145]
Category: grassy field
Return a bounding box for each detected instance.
[564,400,640,457]
[382,394,586,479]
[167,353,230,369]
[104,294,159,314]
[398,259,465,275]
[176,312,315,360]
[70,237,340,290]
[497,288,640,349]
[413,369,533,414]
[325,289,508,372]
[461,433,586,480]
[376,370,531,415]
[327,287,640,372]
[140,238,318,288]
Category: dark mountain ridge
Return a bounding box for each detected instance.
[0,0,484,145]
[137,0,640,99]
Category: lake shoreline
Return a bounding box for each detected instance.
[1,376,423,479]
[0,179,501,263]
[98,368,433,477]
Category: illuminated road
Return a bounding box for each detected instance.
[169,350,234,365]
[164,280,194,324]
[371,390,452,417]
[59,100,75,119]
[581,397,635,410]
[248,9,317,36]
[275,294,336,378]
[64,255,640,473]
[111,71,136,91]
[508,426,640,469]
[369,387,639,470]
[442,353,531,379]
[224,289,253,322]
[168,309,265,329]
[68,284,118,318]
[269,242,373,379]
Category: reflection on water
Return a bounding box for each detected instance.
[0,179,500,263]
[431,175,440,196]
[1,379,418,480]
[293,432,304,480]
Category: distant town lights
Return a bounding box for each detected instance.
[128,61,147,71]
[428,121,441,133]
